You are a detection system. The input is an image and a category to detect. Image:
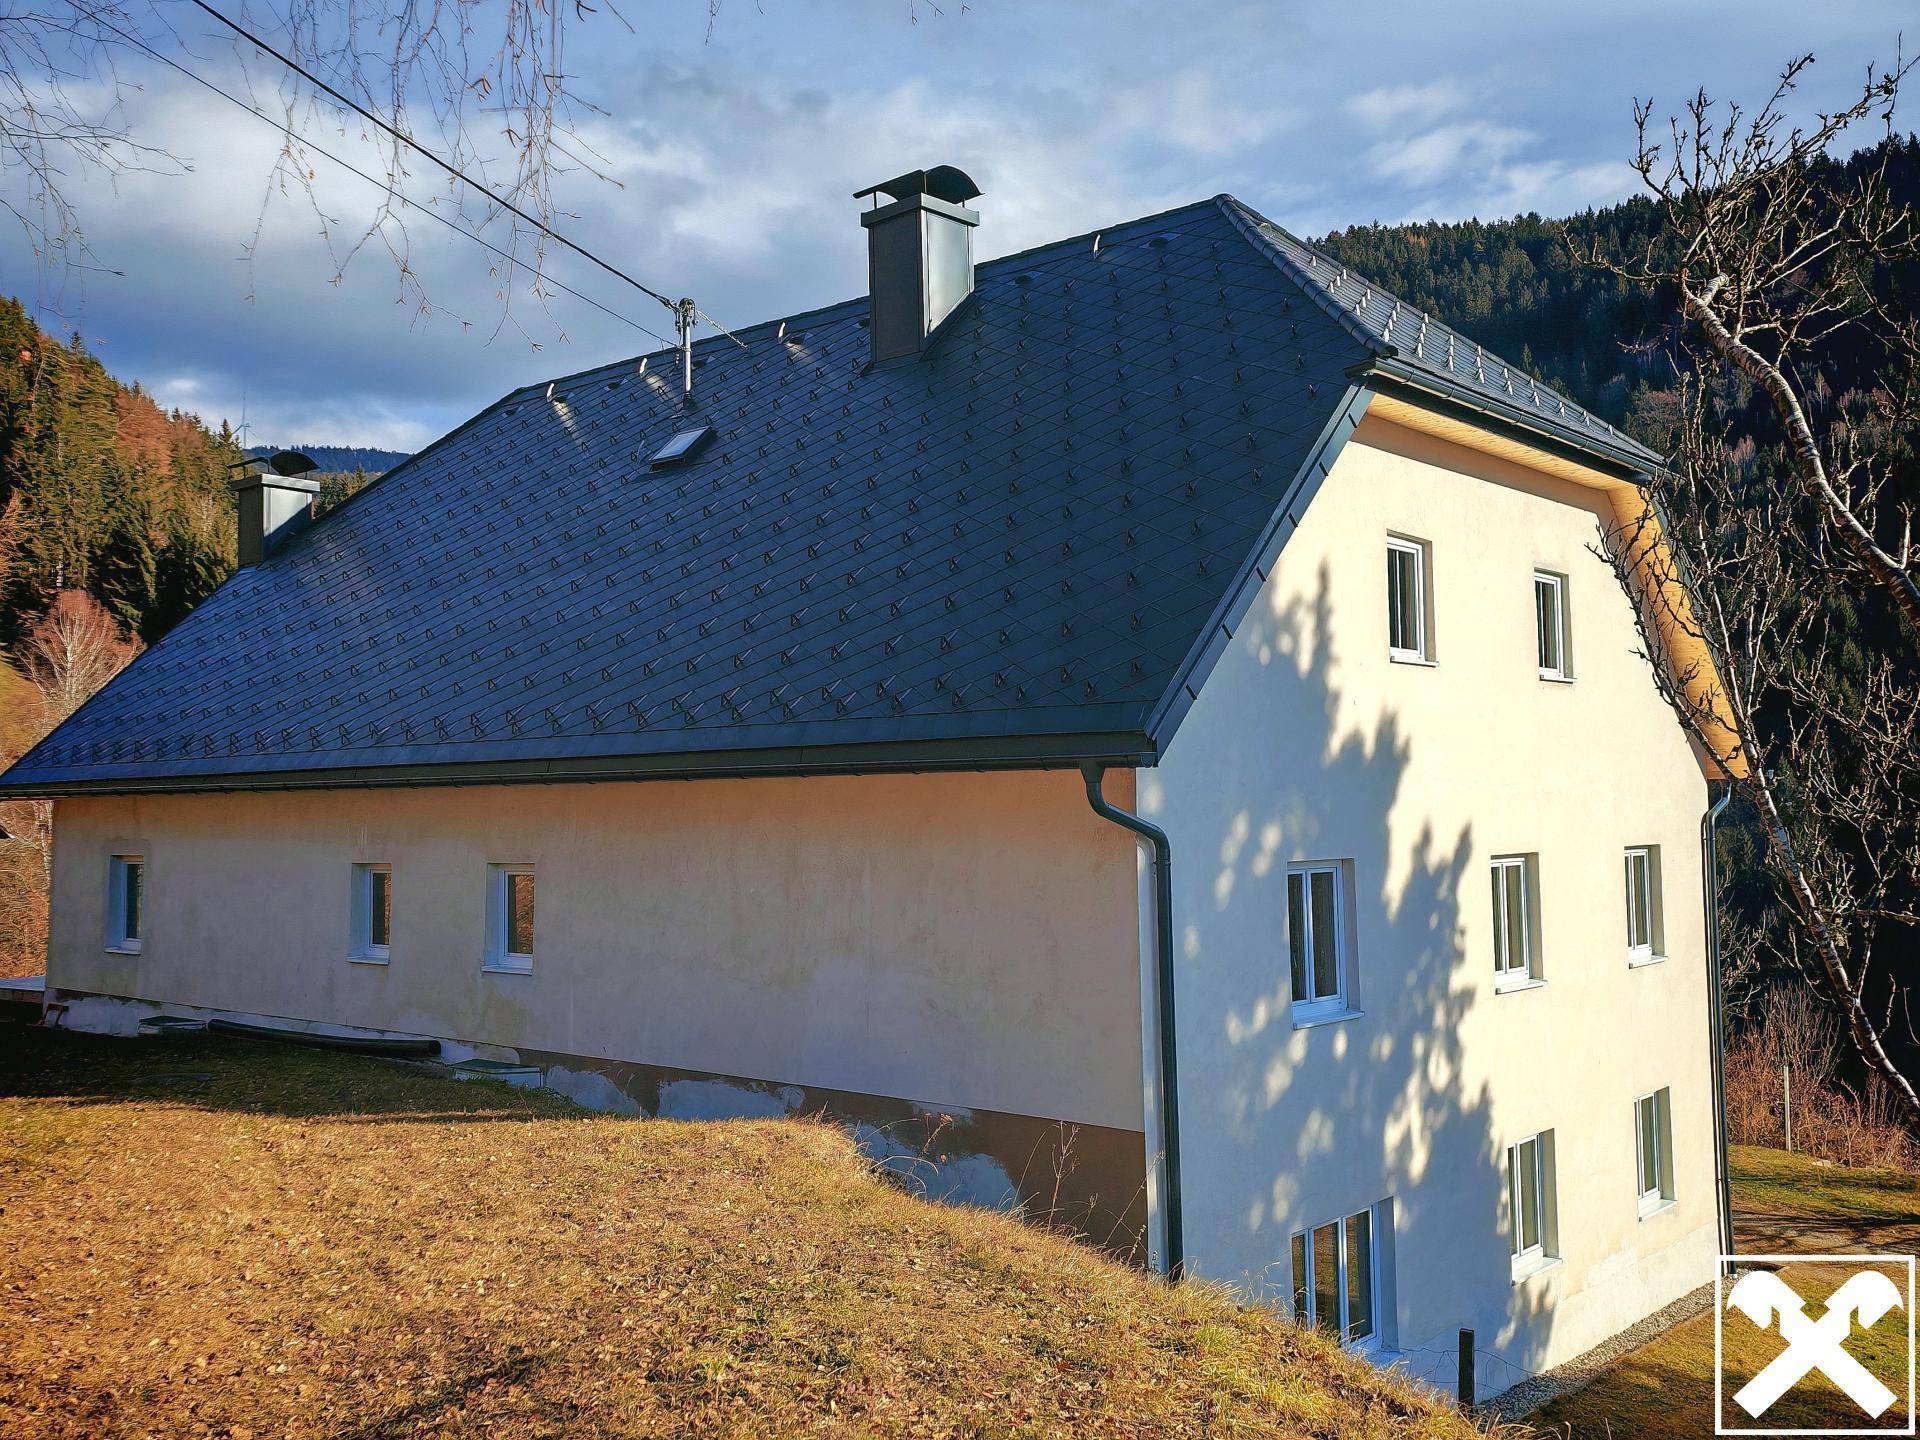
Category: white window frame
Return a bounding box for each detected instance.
[1624,845,1665,965]
[1291,1201,1389,1349]
[1491,854,1541,990]
[348,862,392,964]
[1635,1088,1676,1217]
[1287,861,1355,1025]
[1534,569,1572,681]
[1508,1131,1557,1278]
[105,853,144,955]
[484,863,536,974]
[1386,534,1433,663]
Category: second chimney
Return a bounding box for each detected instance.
[231,451,321,566]
[855,166,981,365]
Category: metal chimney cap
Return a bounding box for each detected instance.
[266,449,319,477]
[229,449,320,478]
[854,166,982,206]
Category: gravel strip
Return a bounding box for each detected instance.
[1477,1279,1718,1422]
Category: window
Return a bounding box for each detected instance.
[1386,536,1432,662]
[349,863,392,963]
[1291,1202,1387,1345]
[1287,862,1353,1022]
[1490,854,1540,987]
[1534,570,1571,679]
[1635,1089,1676,1215]
[1624,846,1665,963]
[1508,1132,1557,1276]
[485,863,536,973]
[648,423,713,469]
[105,854,143,953]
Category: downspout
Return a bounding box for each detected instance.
[1081,761,1184,1279]
[1702,784,1735,1272]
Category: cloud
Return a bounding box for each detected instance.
[1357,116,1639,222]
[1365,119,1532,185]
[7,0,1899,448]
[1346,79,1469,131]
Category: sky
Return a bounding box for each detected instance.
[2,0,1911,451]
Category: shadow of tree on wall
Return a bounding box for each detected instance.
[1144,561,1557,1398]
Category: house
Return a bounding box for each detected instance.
[0,167,1735,1398]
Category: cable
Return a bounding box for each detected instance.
[79,5,674,347]
[183,0,686,318]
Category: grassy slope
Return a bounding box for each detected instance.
[0,1027,1480,1439]
[1536,1147,1920,1440]
[1730,1142,1920,1225]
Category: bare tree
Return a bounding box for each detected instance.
[0,0,634,336]
[1591,57,1920,1120]
[0,588,138,977]
[0,2,182,290]
[21,585,140,718]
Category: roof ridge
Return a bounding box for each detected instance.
[1214,195,1396,362]
[528,197,1232,404]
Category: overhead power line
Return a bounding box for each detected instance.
[184,0,687,319]
[76,5,675,346]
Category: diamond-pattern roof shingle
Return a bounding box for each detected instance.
[0,195,1654,793]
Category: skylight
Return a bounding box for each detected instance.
[649,424,712,469]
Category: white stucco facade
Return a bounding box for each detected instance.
[1146,413,1720,1395]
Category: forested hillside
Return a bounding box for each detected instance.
[0,298,243,648]
[1314,137,1920,446]
[246,443,409,474]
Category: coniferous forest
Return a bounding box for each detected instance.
[0,298,245,650]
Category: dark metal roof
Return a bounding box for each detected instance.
[0,196,1649,795]
[1220,199,1664,471]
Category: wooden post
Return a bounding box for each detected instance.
[1783,1064,1793,1152]
[1458,1328,1475,1408]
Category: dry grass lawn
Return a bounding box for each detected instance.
[0,1026,1484,1438]
[1535,1146,1920,1439]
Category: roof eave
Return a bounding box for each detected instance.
[0,728,1159,798]
[1357,356,1664,482]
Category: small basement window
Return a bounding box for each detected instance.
[106,853,143,954]
[485,863,536,974]
[349,863,392,963]
[648,424,713,469]
[1290,1200,1391,1347]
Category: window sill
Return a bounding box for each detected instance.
[1292,1005,1364,1031]
[103,944,142,957]
[1494,975,1546,996]
[1638,1197,1677,1222]
[347,952,391,967]
[1537,672,1575,685]
[1388,652,1437,668]
[1511,1253,1562,1285]
[481,960,534,976]
[1627,952,1668,969]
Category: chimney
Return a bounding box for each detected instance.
[231,450,320,565]
[855,166,982,365]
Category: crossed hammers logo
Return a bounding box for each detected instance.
[1727,1268,1905,1419]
